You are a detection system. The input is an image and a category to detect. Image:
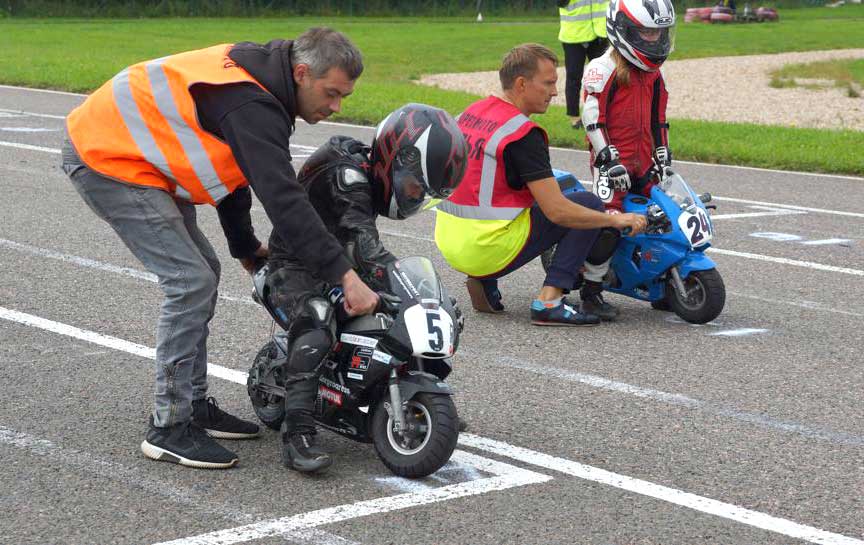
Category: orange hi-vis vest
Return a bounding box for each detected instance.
[67,44,267,205]
[434,96,548,276]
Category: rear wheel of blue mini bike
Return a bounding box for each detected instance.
[372,393,459,478]
[668,268,725,324]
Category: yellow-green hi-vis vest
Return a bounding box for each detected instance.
[559,0,608,44]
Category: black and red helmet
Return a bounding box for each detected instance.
[371,103,468,220]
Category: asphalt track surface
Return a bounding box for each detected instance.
[1,84,862,545]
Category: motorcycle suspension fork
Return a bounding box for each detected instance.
[669,266,688,298]
[388,369,406,434]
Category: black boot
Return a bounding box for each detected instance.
[580,280,620,321]
[282,420,332,473]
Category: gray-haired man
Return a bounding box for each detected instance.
[63,27,378,469]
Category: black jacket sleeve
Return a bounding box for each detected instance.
[219,99,353,284]
[332,170,396,292]
[215,186,260,259]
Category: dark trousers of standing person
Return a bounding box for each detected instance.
[562,38,608,118]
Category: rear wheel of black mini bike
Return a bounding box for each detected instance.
[371,393,459,478]
[247,342,285,431]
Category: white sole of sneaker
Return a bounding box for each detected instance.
[140,440,238,469]
[204,428,262,440]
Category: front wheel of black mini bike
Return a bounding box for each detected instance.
[371,393,459,479]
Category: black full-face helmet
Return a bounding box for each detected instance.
[370,103,468,220]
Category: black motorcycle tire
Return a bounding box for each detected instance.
[248,342,285,431]
[371,393,459,479]
[668,268,725,324]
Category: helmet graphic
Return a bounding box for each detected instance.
[607,0,676,71]
[371,103,468,220]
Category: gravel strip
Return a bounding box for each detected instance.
[418,49,864,131]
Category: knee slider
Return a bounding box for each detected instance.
[587,227,620,265]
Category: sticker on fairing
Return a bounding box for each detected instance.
[346,372,364,381]
[339,333,378,348]
[372,350,392,364]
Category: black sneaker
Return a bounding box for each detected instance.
[579,292,620,321]
[530,299,600,326]
[192,397,261,440]
[579,282,620,321]
[282,432,332,473]
[141,419,238,469]
[465,277,504,313]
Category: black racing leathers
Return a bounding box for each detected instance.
[265,136,396,438]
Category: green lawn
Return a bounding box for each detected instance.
[771,58,864,97]
[1,6,862,174]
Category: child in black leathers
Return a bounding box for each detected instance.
[264,103,468,473]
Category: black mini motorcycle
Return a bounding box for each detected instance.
[247,256,462,478]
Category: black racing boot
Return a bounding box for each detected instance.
[282,420,332,473]
[580,280,620,321]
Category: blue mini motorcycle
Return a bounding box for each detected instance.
[543,169,725,324]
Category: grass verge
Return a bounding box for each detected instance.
[0,10,862,175]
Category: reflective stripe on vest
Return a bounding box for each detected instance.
[67,44,264,206]
[111,58,228,203]
[559,0,607,42]
[437,113,531,221]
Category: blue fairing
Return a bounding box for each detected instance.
[552,168,718,302]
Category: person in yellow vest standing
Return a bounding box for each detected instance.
[435,44,646,327]
[62,28,380,469]
[558,0,609,129]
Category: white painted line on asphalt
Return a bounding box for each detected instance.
[712,196,864,219]
[0,424,260,523]
[458,434,864,545]
[4,305,861,544]
[378,228,864,278]
[485,354,864,447]
[0,306,249,385]
[0,126,59,132]
[0,425,360,545]
[0,83,85,97]
[707,248,864,277]
[0,106,66,119]
[0,140,60,154]
[0,238,257,306]
[709,328,769,337]
[711,205,808,220]
[3,83,864,182]
[728,291,864,318]
[153,450,551,545]
[800,238,853,246]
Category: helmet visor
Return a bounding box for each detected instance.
[392,165,427,218]
[622,23,674,61]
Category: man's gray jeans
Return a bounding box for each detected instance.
[62,141,220,427]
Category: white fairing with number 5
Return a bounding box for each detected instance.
[404,303,454,358]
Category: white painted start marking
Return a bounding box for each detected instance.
[0,126,59,132]
[2,306,862,544]
[0,112,25,118]
[707,248,864,277]
[709,328,770,337]
[153,450,551,545]
[0,140,60,153]
[458,434,864,545]
[0,238,257,306]
[800,238,853,246]
[711,205,808,220]
[485,354,864,447]
[750,232,804,242]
